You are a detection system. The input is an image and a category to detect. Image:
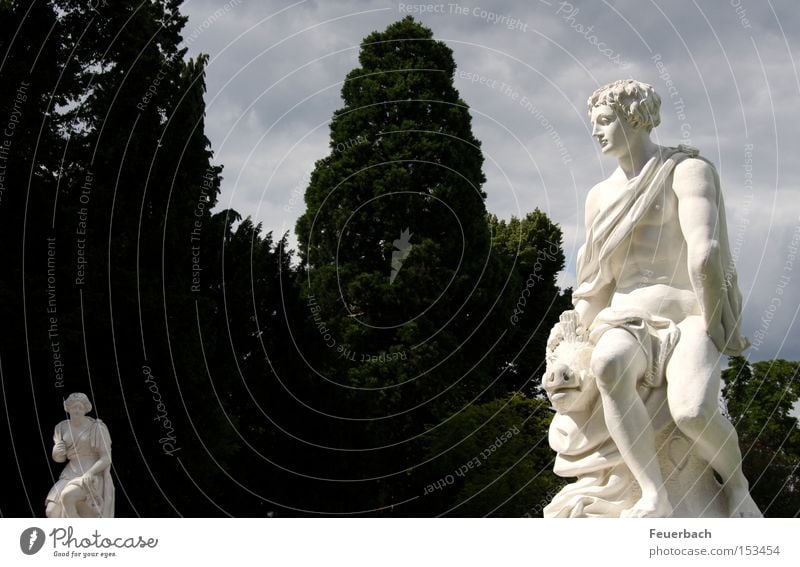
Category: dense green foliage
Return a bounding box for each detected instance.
[421,395,564,516]
[723,357,800,517]
[488,211,571,393]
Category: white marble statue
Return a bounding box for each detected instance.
[543,79,761,518]
[46,393,114,518]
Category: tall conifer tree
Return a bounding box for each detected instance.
[294,17,517,511]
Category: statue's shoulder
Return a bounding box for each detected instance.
[671,145,717,175]
[588,178,610,195]
[584,181,607,225]
[670,146,718,190]
[587,170,621,201]
[90,418,112,450]
[670,154,720,202]
[94,418,112,437]
[585,169,624,216]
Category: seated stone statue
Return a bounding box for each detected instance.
[542,79,760,518]
[46,393,114,518]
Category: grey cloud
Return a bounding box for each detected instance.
[183,0,800,360]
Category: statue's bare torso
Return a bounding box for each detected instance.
[586,166,699,323]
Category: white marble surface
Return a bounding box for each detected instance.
[542,80,760,518]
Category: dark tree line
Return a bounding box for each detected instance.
[1,3,795,517]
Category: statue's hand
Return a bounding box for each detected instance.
[52,441,67,462]
[559,309,579,325]
[707,321,727,354]
[707,318,749,355]
[705,301,729,353]
[709,292,750,355]
[79,472,97,490]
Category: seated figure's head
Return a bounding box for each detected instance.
[64,392,92,415]
[588,79,661,133]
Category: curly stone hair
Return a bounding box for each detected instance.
[588,79,661,132]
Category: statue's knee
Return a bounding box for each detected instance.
[673,407,714,437]
[591,352,622,391]
[60,485,83,505]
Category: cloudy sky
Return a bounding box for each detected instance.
[180,0,799,363]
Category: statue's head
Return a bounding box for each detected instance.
[587,79,661,133]
[64,392,92,415]
[543,313,598,415]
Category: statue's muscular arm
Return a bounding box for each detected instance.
[672,158,729,352]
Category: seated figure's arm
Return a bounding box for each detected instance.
[85,448,111,477]
[573,184,614,330]
[574,286,614,330]
[672,158,728,350]
[86,421,112,477]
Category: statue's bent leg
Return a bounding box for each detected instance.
[667,316,761,517]
[58,483,84,518]
[592,328,672,517]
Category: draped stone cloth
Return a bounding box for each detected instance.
[573,145,748,355]
[590,308,680,390]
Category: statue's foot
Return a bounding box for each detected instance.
[727,489,762,518]
[621,492,672,518]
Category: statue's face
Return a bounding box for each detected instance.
[65,400,88,417]
[590,104,637,159]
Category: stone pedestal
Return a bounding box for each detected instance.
[543,380,727,518]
